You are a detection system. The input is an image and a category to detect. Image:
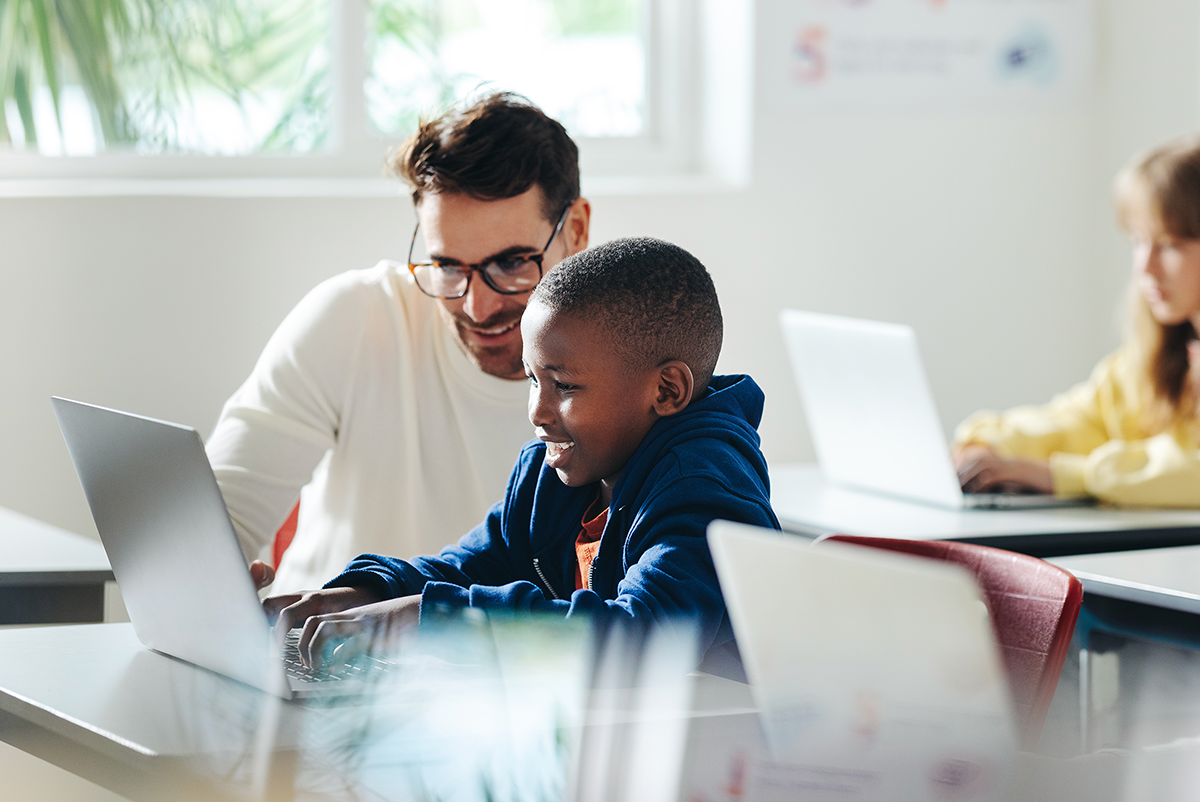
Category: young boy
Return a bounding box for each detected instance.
[264,238,780,669]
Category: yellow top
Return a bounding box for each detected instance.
[953,347,1200,507]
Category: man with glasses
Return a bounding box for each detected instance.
[206,93,591,592]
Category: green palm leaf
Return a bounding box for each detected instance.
[1,0,329,152]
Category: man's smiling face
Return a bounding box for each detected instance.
[417,188,578,380]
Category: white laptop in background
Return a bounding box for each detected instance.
[779,309,1092,510]
[706,520,1017,801]
[52,396,389,699]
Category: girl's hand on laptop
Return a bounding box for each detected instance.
[954,444,1054,495]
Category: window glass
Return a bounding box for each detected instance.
[366,0,644,139]
[0,0,330,155]
[0,0,648,162]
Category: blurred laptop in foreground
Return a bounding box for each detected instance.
[701,520,1018,802]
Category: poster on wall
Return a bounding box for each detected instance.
[763,0,1093,109]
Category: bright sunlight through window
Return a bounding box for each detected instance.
[0,0,643,157]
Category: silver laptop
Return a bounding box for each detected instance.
[779,309,1093,510]
[707,520,1017,800]
[52,396,385,699]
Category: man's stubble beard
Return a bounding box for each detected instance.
[440,305,526,380]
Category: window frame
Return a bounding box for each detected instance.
[0,0,707,184]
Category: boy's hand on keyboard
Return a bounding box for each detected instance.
[291,595,422,671]
[263,587,419,671]
[263,585,379,628]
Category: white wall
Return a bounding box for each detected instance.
[1,0,1198,540]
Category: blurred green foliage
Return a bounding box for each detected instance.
[0,0,329,152]
[0,0,637,152]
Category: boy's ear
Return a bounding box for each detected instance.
[652,361,694,417]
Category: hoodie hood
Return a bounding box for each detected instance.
[610,374,768,513]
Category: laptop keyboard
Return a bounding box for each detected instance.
[281,629,392,684]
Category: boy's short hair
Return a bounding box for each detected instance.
[531,237,723,392]
[391,92,580,222]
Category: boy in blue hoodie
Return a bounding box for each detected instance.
[265,237,779,669]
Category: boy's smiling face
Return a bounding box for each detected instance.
[521,300,664,505]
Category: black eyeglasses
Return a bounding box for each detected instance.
[407,203,574,299]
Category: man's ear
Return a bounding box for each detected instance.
[652,361,694,417]
[563,198,591,256]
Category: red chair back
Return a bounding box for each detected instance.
[814,534,1082,748]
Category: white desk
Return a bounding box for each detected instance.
[770,463,1200,557]
[1046,547,1200,755]
[1050,546,1200,617]
[0,625,1172,801]
[0,506,112,624]
[0,623,762,802]
[0,623,564,801]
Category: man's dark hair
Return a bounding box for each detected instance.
[391,92,579,222]
[530,238,723,393]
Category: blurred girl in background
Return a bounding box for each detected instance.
[954,136,1200,506]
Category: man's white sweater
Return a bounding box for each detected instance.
[206,262,532,593]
